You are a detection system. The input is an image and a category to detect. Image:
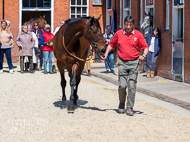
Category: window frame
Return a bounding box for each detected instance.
[22,0,51,9]
[166,0,170,30]
[123,0,131,26]
[70,0,89,19]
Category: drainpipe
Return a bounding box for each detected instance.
[120,0,122,28]
[2,0,4,20]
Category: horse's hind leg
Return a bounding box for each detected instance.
[73,76,81,106]
[57,61,67,109]
[60,73,67,109]
[67,63,79,113]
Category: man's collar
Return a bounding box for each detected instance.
[124,28,134,35]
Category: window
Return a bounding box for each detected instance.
[107,0,112,9]
[123,0,130,24]
[70,0,88,19]
[174,0,184,6]
[23,0,51,8]
[146,0,153,6]
[166,0,169,29]
[140,0,143,25]
[124,0,130,9]
[92,0,103,5]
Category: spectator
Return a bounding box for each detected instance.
[102,25,114,74]
[0,20,14,74]
[41,24,54,74]
[27,24,39,70]
[6,20,17,69]
[103,16,149,116]
[53,20,65,36]
[146,27,161,78]
[86,46,92,77]
[32,22,44,71]
[16,25,35,73]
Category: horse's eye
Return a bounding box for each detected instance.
[44,22,46,24]
[93,30,97,34]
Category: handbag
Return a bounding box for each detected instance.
[34,47,40,56]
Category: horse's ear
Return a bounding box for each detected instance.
[43,15,45,18]
[148,11,150,15]
[97,15,102,21]
[89,17,95,26]
[145,12,147,16]
[40,16,43,19]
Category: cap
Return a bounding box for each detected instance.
[45,24,51,28]
[106,25,111,31]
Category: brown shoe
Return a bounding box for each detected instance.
[49,71,53,74]
[44,71,48,74]
[151,71,155,78]
[126,108,134,116]
[118,103,125,113]
[147,71,151,78]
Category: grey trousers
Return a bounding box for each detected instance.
[118,58,140,108]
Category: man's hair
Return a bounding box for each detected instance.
[124,15,135,24]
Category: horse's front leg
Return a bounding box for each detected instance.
[67,63,79,113]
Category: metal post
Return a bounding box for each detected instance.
[2,0,4,20]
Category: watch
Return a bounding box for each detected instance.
[143,53,147,57]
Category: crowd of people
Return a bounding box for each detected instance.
[0,20,65,74]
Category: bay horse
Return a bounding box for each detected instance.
[25,15,47,29]
[53,15,106,113]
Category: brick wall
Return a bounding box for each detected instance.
[184,1,190,83]
[4,0,20,63]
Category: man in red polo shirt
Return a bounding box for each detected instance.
[103,16,149,116]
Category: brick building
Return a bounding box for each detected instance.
[104,0,190,84]
[0,0,106,63]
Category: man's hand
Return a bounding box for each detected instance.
[102,53,108,60]
[138,55,145,61]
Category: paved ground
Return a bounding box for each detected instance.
[0,63,190,141]
[89,63,190,110]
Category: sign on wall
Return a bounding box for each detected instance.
[92,0,103,5]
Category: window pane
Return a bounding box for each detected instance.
[146,0,154,6]
[77,0,81,5]
[71,15,75,19]
[71,0,75,5]
[37,0,43,7]
[71,7,75,14]
[77,7,81,14]
[23,0,29,7]
[30,0,36,7]
[83,0,87,5]
[82,7,86,14]
[107,0,112,9]
[77,15,81,18]
[44,0,51,7]
[174,0,184,6]
[82,15,86,17]
[124,0,130,9]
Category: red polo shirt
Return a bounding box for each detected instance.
[109,29,148,60]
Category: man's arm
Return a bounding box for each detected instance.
[102,44,114,60]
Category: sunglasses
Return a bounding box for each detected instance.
[34,25,38,26]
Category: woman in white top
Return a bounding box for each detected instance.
[146,27,161,78]
[27,24,38,70]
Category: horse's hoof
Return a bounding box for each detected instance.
[74,100,78,106]
[60,104,67,109]
[67,105,75,113]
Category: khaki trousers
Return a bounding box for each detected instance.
[118,58,140,108]
[86,60,91,70]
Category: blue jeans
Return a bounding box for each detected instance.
[0,48,12,70]
[105,51,114,70]
[43,51,53,72]
[146,51,158,71]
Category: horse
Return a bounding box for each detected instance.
[25,15,47,29]
[53,15,106,113]
[140,12,153,30]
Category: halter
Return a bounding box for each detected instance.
[62,18,104,62]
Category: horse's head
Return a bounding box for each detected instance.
[141,12,153,30]
[85,15,106,55]
[38,15,47,29]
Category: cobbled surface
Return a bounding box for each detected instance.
[0,67,190,142]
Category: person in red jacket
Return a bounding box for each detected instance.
[103,16,149,116]
[40,24,54,74]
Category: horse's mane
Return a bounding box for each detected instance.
[65,16,100,27]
